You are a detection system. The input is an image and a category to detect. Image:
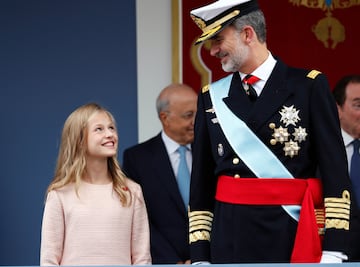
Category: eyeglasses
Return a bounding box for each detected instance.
[164,111,196,120]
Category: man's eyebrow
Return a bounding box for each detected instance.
[209,33,221,40]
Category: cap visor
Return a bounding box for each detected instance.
[194,25,222,45]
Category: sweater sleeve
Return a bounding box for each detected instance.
[40,191,65,266]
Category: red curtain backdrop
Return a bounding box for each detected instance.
[180,0,360,92]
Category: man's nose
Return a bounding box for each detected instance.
[209,43,219,57]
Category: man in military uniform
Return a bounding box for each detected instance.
[188,0,351,264]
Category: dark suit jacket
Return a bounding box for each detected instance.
[189,59,352,263]
[122,133,190,264]
[349,201,360,261]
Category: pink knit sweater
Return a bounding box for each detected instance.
[40,179,151,265]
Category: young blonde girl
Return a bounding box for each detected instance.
[40,103,151,265]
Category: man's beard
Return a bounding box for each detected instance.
[222,57,239,72]
[221,41,248,73]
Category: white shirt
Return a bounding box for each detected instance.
[239,51,277,97]
[341,129,357,173]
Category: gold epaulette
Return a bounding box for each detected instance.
[202,84,210,93]
[307,70,322,79]
[324,190,350,230]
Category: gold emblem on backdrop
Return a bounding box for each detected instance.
[289,0,360,49]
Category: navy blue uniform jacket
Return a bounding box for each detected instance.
[189,59,352,263]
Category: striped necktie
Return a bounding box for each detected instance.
[243,74,260,101]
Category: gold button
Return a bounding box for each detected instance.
[234,174,240,178]
[269,123,276,129]
[270,139,277,145]
[232,158,240,164]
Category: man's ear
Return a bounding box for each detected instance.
[336,104,343,120]
[243,26,254,40]
[159,111,168,125]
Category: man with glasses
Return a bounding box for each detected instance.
[122,83,197,264]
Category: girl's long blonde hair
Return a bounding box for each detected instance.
[46,103,130,206]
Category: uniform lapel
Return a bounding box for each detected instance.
[221,61,293,132]
[223,72,254,121]
[249,60,293,132]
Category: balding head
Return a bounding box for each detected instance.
[156,83,198,145]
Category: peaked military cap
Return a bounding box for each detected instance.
[190,0,259,45]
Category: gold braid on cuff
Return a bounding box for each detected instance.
[189,210,213,243]
[324,190,350,230]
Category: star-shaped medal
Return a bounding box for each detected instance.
[272,126,290,144]
[283,140,300,158]
[293,126,308,143]
[279,105,300,127]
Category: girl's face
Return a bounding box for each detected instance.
[86,111,118,159]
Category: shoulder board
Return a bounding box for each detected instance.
[307,70,322,79]
[202,84,210,93]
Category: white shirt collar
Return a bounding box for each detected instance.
[239,51,276,83]
[239,51,276,96]
[161,131,191,155]
[341,129,356,147]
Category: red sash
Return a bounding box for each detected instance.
[215,175,324,263]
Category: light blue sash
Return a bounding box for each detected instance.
[209,75,300,221]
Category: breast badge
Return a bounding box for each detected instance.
[293,126,308,142]
[283,140,301,158]
[217,143,224,157]
[269,105,307,158]
[279,105,300,126]
[206,107,218,124]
